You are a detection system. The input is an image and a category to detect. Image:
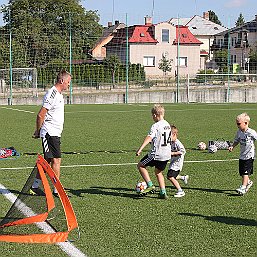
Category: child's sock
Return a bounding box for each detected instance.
[177,188,183,192]
[147,181,153,187]
[160,188,166,194]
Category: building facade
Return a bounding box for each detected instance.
[105,16,203,79]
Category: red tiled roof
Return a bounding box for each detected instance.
[173,25,203,44]
[200,50,208,55]
[129,25,158,43]
[106,24,202,47]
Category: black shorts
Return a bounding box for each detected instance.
[41,133,61,160]
[139,154,168,171]
[239,158,254,176]
[167,169,180,178]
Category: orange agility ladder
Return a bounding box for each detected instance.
[0,155,79,243]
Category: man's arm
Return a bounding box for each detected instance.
[32,107,48,138]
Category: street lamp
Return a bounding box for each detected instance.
[240,29,248,73]
[242,40,246,73]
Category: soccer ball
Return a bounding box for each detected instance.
[197,142,206,150]
[135,181,147,193]
[208,144,218,153]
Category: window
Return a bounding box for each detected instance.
[217,38,223,47]
[176,57,187,67]
[143,56,155,67]
[162,29,169,42]
[231,37,237,47]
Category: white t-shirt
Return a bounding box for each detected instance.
[40,86,64,137]
[234,127,257,160]
[148,119,171,161]
[169,139,186,171]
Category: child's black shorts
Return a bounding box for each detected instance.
[140,154,168,171]
[167,169,180,178]
[239,158,254,176]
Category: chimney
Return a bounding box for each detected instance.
[144,15,152,26]
[255,14,257,21]
[107,21,112,27]
[115,20,119,25]
[203,11,209,20]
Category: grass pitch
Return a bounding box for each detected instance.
[0,103,256,257]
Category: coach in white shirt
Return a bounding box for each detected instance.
[33,70,71,196]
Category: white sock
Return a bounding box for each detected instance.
[32,178,41,189]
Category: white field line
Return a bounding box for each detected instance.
[0,183,87,257]
[1,105,255,115]
[65,107,257,114]
[0,106,35,114]
[0,158,238,171]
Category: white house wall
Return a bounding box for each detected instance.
[129,22,201,78]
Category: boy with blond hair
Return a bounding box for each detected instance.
[136,104,171,199]
[167,125,188,197]
[229,113,257,195]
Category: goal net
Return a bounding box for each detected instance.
[0,155,79,243]
[0,68,38,98]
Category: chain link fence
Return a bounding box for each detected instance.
[0,10,256,104]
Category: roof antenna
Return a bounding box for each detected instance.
[194,0,198,14]
[112,0,115,23]
[151,0,155,19]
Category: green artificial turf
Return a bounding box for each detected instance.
[0,103,256,257]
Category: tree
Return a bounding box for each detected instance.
[208,10,222,26]
[158,54,172,76]
[213,49,229,73]
[249,47,257,73]
[0,0,103,69]
[104,55,122,88]
[235,13,245,27]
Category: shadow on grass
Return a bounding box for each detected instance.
[173,186,239,196]
[23,149,141,156]
[65,186,143,199]
[178,212,257,226]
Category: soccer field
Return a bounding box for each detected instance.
[0,103,256,257]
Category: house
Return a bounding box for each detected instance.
[211,14,257,73]
[169,12,227,69]
[105,16,203,79]
[91,20,126,61]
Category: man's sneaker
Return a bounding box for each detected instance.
[138,185,156,196]
[246,180,253,192]
[174,190,185,198]
[236,186,247,195]
[183,175,189,185]
[158,193,168,199]
[29,187,45,196]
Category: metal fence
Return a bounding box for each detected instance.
[0,10,256,105]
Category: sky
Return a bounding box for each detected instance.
[0,0,256,28]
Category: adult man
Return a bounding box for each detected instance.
[32,70,71,196]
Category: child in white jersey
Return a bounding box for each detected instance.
[229,113,257,195]
[136,104,171,199]
[167,125,188,197]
